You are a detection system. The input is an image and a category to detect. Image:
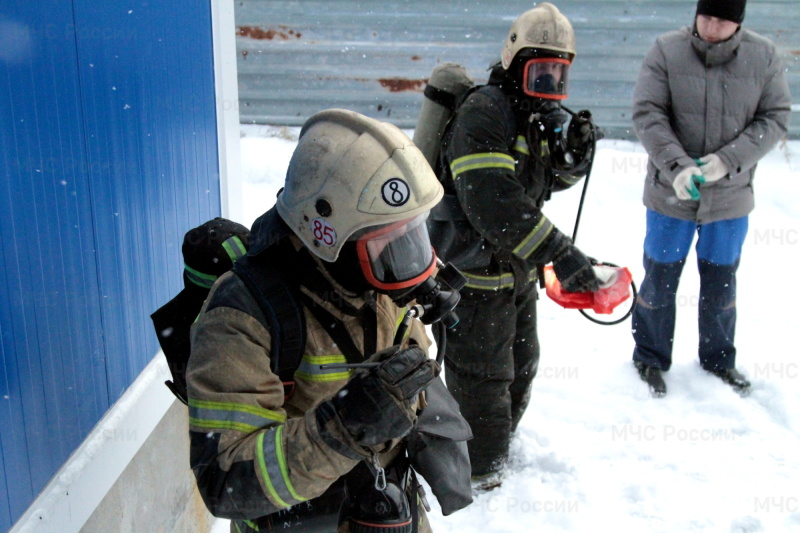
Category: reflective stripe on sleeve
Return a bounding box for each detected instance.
[513,135,530,156]
[512,217,555,260]
[463,272,516,291]
[450,152,516,179]
[462,269,539,291]
[294,354,352,383]
[257,425,307,508]
[188,398,286,433]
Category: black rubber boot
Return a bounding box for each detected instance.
[634,361,667,398]
[706,367,751,396]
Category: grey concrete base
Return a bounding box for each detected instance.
[80,401,215,532]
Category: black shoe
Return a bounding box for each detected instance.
[634,361,667,398]
[706,367,751,395]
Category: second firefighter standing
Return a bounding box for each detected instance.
[428,2,600,489]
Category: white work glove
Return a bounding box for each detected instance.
[672,166,704,201]
[696,153,728,182]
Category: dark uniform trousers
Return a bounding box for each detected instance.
[444,278,539,477]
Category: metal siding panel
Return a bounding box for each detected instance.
[0,2,108,527]
[72,0,221,400]
[0,430,8,528]
[235,0,800,139]
[1,0,220,528]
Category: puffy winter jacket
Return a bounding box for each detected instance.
[633,26,791,224]
[429,68,589,290]
[186,229,432,530]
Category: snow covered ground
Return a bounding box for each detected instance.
[213,124,800,532]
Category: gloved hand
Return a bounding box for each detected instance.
[696,153,728,182]
[672,166,704,201]
[328,345,439,450]
[566,110,594,155]
[552,239,600,293]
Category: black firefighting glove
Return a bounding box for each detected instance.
[548,232,599,293]
[566,110,594,157]
[325,345,439,452]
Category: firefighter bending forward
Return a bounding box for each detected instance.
[187,109,464,532]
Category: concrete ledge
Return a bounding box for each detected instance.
[10,353,213,532]
[81,401,214,532]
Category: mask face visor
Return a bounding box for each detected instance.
[353,213,436,291]
[522,57,570,100]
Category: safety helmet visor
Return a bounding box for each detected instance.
[353,213,436,291]
[522,57,570,100]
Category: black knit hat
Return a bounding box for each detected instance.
[696,0,746,24]
[182,217,250,289]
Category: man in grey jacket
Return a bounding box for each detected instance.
[630,0,791,397]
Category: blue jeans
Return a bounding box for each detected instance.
[632,210,749,371]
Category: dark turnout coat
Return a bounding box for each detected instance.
[429,68,590,290]
[633,26,792,224]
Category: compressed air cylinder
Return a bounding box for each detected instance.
[412,63,474,167]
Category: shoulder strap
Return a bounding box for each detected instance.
[293,256,377,364]
[299,292,367,365]
[232,254,306,384]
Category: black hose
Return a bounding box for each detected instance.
[566,107,598,243]
[434,321,447,366]
[563,108,637,326]
[578,261,638,326]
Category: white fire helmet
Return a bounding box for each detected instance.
[501,2,577,100]
[277,109,444,291]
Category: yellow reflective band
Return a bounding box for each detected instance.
[188,398,286,423]
[513,135,530,156]
[275,425,306,502]
[293,371,351,383]
[189,418,261,434]
[462,272,516,291]
[539,139,549,158]
[295,354,352,382]
[257,431,290,508]
[301,354,346,364]
[512,217,555,259]
[450,152,516,179]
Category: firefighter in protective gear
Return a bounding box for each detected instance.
[187,109,461,532]
[428,2,600,488]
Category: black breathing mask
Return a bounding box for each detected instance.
[350,214,466,329]
[529,100,575,169]
[388,259,466,329]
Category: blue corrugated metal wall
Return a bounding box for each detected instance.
[0,1,220,529]
[235,0,800,139]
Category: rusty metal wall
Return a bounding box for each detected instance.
[235,0,800,139]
